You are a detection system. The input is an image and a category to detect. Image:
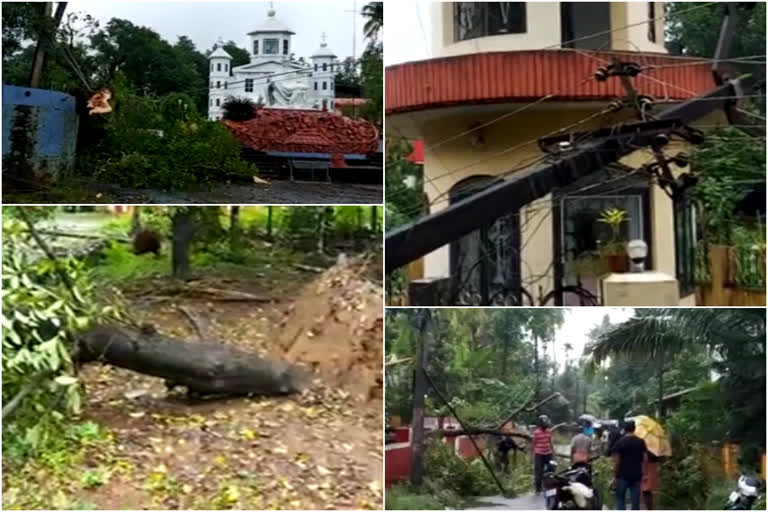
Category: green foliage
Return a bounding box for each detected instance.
[690,128,766,244]
[385,484,448,510]
[359,41,383,127]
[730,225,766,290]
[657,444,713,509]
[2,219,125,422]
[424,440,497,498]
[384,139,425,302]
[79,88,258,189]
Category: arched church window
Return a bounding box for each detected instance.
[245,79,254,92]
[216,81,221,89]
[217,63,221,72]
[330,63,334,72]
[225,64,228,72]
[216,98,220,106]
[322,63,327,71]
[315,64,318,71]
[322,99,327,110]
[253,40,259,54]
[209,99,212,106]
[210,63,214,71]
[314,82,318,90]
[283,40,289,55]
[322,81,327,90]
[224,81,228,90]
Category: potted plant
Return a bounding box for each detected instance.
[597,207,630,273]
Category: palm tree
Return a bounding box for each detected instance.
[361,2,383,40]
[585,308,765,420]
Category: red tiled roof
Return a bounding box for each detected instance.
[223,107,379,154]
[386,50,716,115]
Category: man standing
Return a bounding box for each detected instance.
[612,420,647,510]
[532,415,554,494]
[571,423,593,464]
[496,435,521,473]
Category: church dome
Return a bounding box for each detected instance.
[247,7,295,35]
[312,40,336,59]
[208,46,233,60]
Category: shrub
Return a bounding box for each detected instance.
[424,439,498,497]
[221,96,257,121]
[385,484,446,510]
[79,90,258,190]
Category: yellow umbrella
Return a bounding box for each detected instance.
[629,415,672,457]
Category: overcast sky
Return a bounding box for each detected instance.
[385,0,431,66]
[67,1,369,60]
[552,308,634,368]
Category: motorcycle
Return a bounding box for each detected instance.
[543,458,602,510]
[725,475,762,510]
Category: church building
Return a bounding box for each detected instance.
[208,6,336,120]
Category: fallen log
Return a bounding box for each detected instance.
[426,428,532,440]
[78,324,308,396]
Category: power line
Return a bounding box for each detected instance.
[400,1,720,173]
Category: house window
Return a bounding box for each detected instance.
[217,63,221,72]
[454,2,527,42]
[216,98,220,106]
[647,2,657,42]
[322,99,327,110]
[245,78,253,92]
[449,176,521,305]
[253,40,259,54]
[561,2,611,49]
[216,80,221,88]
[264,38,279,54]
[283,40,289,55]
[314,82,318,90]
[674,192,696,296]
[323,81,327,90]
[323,62,327,71]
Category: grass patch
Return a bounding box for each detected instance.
[385,483,448,510]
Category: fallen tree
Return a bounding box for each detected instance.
[78,324,308,397]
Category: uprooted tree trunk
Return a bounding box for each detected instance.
[78,324,308,396]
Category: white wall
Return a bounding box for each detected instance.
[430,2,668,57]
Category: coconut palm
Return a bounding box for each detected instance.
[361,2,383,40]
[585,308,764,420]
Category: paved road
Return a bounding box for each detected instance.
[467,493,546,510]
[107,181,383,204]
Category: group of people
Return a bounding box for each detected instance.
[521,414,659,510]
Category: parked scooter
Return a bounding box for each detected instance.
[725,475,762,510]
[543,458,602,510]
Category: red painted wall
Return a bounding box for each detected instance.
[385,443,412,487]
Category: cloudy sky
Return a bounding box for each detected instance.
[384,0,431,66]
[67,1,370,60]
[552,308,634,368]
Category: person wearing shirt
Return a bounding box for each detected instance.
[612,420,648,510]
[532,415,554,494]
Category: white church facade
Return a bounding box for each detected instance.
[208,7,337,121]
